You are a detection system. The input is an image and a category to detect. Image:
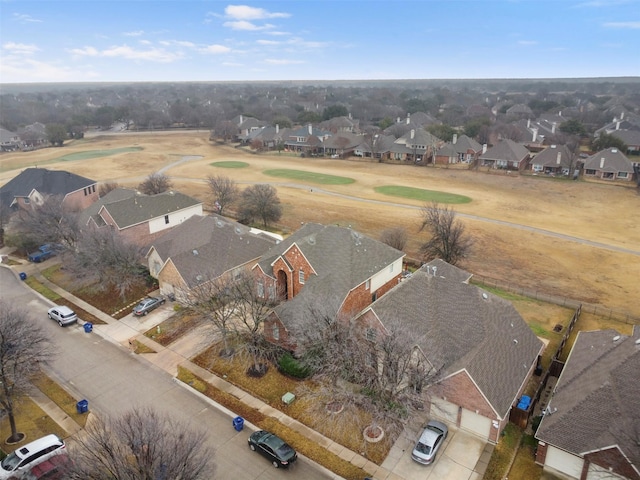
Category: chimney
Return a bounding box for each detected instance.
[527,118,531,128]
[557,152,561,164]
[406,113,411,125]
[559,110,562,117]
[308,124,312,135]
[621,112,625,120]
[616,121,620,130]
[482,144,487,154]
[600,157,605,169]
[452,134,458,144]
[397,116,400,123]
[239,114,243,124]
[532,128,538,143]
[276,124,279,134]
[410,129,415,139]
[551,122,556,134]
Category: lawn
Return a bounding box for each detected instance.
[374,185,472,203]
[143,310,202,346]
[53,146,143,162]
[210,160,249,168]
[263,168,355,184]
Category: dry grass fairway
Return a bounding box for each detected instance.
[2,132,639,318]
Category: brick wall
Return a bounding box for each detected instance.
[582,448,640,480]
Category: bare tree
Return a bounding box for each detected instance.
[138,172,173,195]
[0,301,55,443]
[237,184,282,229]
[12,195,81,251]
[68,407,214,480]
[206,175,239,216]
[380,227,408,251]
[98,181,119,197]
[231,272,280,376]
[179,274,240,357]
[418,202,472,265]
[67,227,148,297]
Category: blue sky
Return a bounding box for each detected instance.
[1,0,639,84]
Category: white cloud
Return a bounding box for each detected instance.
[2,42,40,55]
[603,21,640,29]
[257,39,280,45]
[123,30,145,37]
[225,5,290,20]
[224,20,274,31]
[200,44,231,54]
[518,40,538,46]
[0,57,97,82]
[68,44,182,62]
[12,13,42,23]
[263,58,305,65]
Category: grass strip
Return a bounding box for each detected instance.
[264,169,355,185]
[374,185,471,203]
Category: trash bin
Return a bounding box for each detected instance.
[232,416,244,431]
[83,322,93,333]
[76,399,89,414]
[19,272,27,281]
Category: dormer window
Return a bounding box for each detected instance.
[298,269,305,284]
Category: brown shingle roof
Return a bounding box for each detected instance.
[102,190,201,228]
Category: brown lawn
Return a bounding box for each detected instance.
[2,132,639,320]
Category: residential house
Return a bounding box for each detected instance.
[583,148,635,182]
[320,132,362,158]
[506,104,534,118]
[253,223,405,350]
[245,124,287,151]
[86,189,203,246]
[594,111,640,138]
[530,144,574,176]
[479,139,531,170]
[18,122,48,149]
[535,328,640,480]
[319,115,359,134]
[434,134,482,165]
[391,128,442,164]
[146,214,278,298]
[0,167,98,211]
[355,260,544,444]
[610,129,640,157]
[233,115,267,143]
[0,128,21,151]
[283,124,332,155]
[354,134,396,161]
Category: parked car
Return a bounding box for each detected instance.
[47,306,78,327]
[0,434,66,479]
[27,245,55,263]
[248,430,297,468]
[132,296,166,316]
[411,420,448,465]
[24,453,72,480]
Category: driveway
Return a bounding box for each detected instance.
[382,423,490,480]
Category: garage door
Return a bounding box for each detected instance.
[545,445,584,479]
[460,409,492,439]
[430,398,459,424]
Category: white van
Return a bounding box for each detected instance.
[0,434,66,479]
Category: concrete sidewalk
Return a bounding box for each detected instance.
[5,252,490,480]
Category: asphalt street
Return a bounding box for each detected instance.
[0,267,336,480]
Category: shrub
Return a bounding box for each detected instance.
[277,352,311,379]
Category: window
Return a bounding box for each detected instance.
[83,187,88,195]
[585,169,596,175]
[92,185,96,193]
[272,324,280,341]
[298,269,305,284]
[256,281,265,298]
[365,328,377,342]
[365,279,370,290]
[389,263,394,273]
[164,215,169,224]
[617,171,628,178]
[24,197,30,204]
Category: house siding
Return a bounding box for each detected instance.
[583,448,640,480]
[65,185,99,211]
[157,260,184,297]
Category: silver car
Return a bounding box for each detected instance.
[47,306,78,327]
[411,420,448,465]
[133,296,165,316]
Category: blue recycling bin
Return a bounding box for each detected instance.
[83,322,93,333]
[232,416,244,431]
[19,272,27,281]
[76,399,89,414]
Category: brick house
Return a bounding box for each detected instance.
[583,147,635,182]
[479,139,531,170]
[146,214,277,299]
[0,167,98,211]
[530,144,574,176]
[84,189,202,246]
[355,260,543,444]
[535,328,640,480]
[434,134,482,165]
[253,223,405,350]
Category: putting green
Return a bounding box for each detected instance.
[374,185,472,204]
[54,147,143,162]
[264,169,355,185]
[210,161,249,168]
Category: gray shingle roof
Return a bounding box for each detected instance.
[584,148,634,173]
[78,188,137,226]
[151,215,276,287]
[101,190,201,229]
[0,167,96,206]
[479,139,530,163]
[365,261,543,418]
[611,129,640,147]
[536,328,640,469]
[531,144,573,169]
[260,223,405,327]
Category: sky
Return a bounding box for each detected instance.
[1,0,639,84]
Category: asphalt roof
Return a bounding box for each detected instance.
[536,328,640,469]
[364,260,543,418]
[584,147,634,173]
[0,167,96,205]
[479,139,530,163]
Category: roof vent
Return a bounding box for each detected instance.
[513,339,518,344]
[482,293,488,300]
[192,250,198,256]
[612,335,621,342]
[611,148,618,153]
[635,338,640,345]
